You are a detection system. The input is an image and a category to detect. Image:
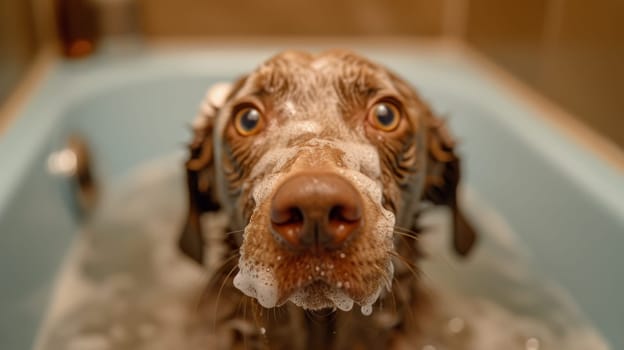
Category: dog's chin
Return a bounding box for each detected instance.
[284,272,391,315]
[287,281,357,311]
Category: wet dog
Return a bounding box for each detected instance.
[179,50,476,349]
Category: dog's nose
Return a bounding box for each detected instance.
[270,172,363,251]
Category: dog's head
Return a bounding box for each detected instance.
[180,50,476,314]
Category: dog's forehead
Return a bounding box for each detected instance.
[238,51,396,102]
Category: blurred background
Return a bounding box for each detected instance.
[0,0,622,149]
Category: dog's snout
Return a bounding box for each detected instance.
[270,172,363,252]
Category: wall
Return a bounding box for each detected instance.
[465,0,624,148]
[0,0,38,105]
[137,0,446,37]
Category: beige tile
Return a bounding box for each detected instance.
[538,0,624,148]
[465,0,547,44]
[137,0,444,37]
[463,0,548,84]
[464,0,624,148]
[552,0,624,46]
[0,0,37,106]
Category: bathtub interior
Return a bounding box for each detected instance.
[0,50,622,349]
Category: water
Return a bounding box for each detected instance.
[35,155,608,350]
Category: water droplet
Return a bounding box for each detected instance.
[447,317,465,334]
[315,266,320,272]
[526,337,540,350]
[337,282,343,288]
[340,253,346,259]
[361,305,373,316]
[277,256,282,261]
[260,327,266,335]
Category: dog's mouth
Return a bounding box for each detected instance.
[283,258,395,315]
[233,248,394,314]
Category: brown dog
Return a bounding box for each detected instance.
[179,50,476,349]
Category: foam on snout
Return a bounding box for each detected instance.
[250,148,299,179]
[287,284,355,312]
[325,288,355,312]
[232,259,278,308]
[251,173,284,206]
[334,141,381,179]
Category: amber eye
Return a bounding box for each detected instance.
[234,107,263,136]
[368,102,401,131]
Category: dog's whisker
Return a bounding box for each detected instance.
[201,252,240,292]
[372,263,393,292]
[225,229,246,236]
[393,230,420,241]
[388,250,421,283]
[235,294,249,329]
[393,226,421,237]
[212,262,240,331]
[194,252,240,312]
[397,235,421,261]
[390,274,419,327]
[242,297,249,349]
[389,276,400,317]
[393,225,420,233]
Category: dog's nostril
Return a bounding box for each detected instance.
[327,204,362,246]
[329,205,361,223]
[271,206,305,247]
[272,207,304,225]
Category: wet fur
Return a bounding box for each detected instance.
[179,50,476,349]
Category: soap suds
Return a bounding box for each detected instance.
[232,260,278,309]
[288,283,355,312]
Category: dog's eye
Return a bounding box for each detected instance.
[368,102,400,131]
[234,107,263,136]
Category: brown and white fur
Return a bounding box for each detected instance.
[179,50,476,349]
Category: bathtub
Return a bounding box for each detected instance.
[1,43,623,349]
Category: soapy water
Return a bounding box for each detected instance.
[35,155,609,350]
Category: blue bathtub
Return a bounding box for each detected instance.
[1,44,623,349]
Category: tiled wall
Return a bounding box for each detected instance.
[137,0,445,37]
[0,0,37,105]
[1,0,622,148]
[465,0,624,148]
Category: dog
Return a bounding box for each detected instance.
[178,50,476,349]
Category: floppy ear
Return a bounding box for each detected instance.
[179,83,232,264]
[422,114,477,257]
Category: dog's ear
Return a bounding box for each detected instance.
[179,82,232,264]
[422,114,477,257]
